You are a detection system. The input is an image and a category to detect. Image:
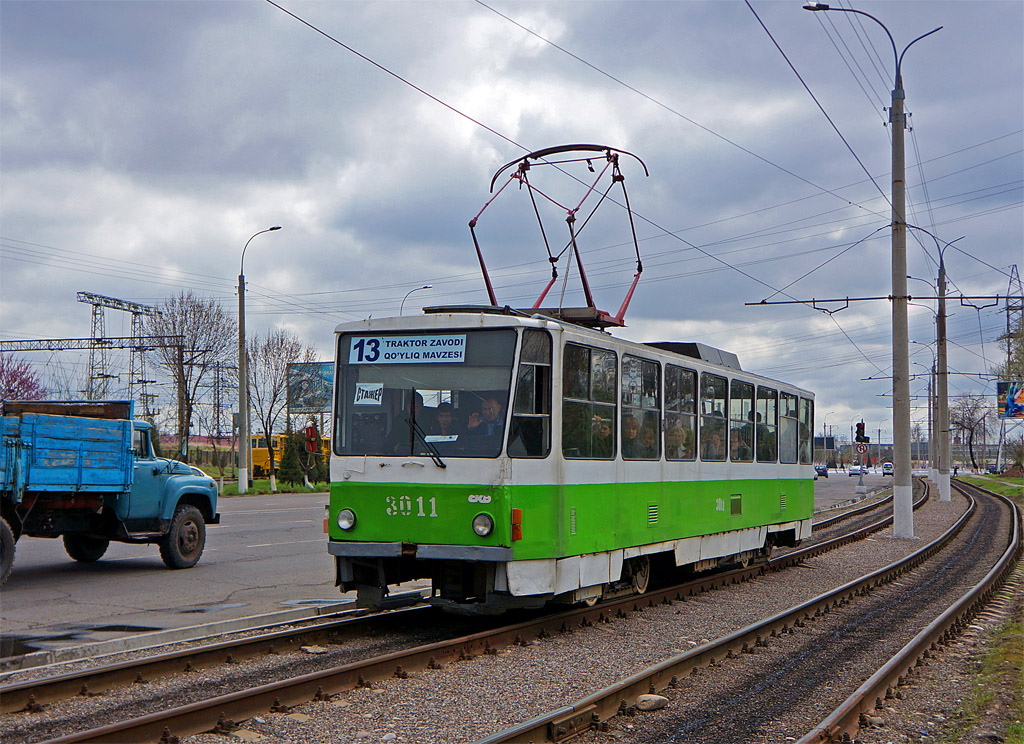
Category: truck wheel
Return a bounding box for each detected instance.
[63,534,110,563]
[1,517,14,585]
[159,505,205,569]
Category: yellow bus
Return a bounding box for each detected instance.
[250,434,330,478]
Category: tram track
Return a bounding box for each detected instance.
[0,481,946,744]
[0,484,905,709]
[490,480,1020,743]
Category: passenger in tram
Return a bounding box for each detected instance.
[592,417,613,458]
[621,414,641,458]
[702,424,726,461]
[639,425,658,458]
[429,402,459,437]
[730,427,752,461]
[665,425,684,459]
[798,423,811,464]
[467,396,504,438]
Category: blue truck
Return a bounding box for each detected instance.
[0,400,219,584]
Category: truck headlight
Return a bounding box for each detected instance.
[472,513,494,537]
[337,509,357,531]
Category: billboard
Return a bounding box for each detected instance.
[997,381,1024,418]
[287,362,333,415]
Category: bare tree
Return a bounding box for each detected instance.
[1006,433,1024,470]
[950,394,991,472]
[145,291,237,461]
[0,354,47,401]
[248,328,317,492]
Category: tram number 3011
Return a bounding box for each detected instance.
[385,494,439,518]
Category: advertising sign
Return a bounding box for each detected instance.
[997,381,1024,418]
[287,362,333,414]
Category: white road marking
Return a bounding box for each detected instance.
[247,538,326,548]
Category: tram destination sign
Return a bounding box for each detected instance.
[349,334,466,364]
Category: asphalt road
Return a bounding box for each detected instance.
[1,473,894,655]
[1,492,345,654]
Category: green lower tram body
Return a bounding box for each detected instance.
[328,477,813,613]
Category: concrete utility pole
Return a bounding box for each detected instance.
[803,2,941,538]
[238,226,282,494]
[936,250,952,501]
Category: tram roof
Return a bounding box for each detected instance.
[333,306,812,396]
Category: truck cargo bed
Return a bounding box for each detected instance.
[1,413,132,495]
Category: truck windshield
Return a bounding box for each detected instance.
[334,329,517,458]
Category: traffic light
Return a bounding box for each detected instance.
[855,421,870,443]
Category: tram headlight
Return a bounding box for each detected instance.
[472,513,494,537]
[337,508,357,531]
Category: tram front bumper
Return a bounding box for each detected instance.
[328,541,513,560]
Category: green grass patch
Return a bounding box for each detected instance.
[959,476,1024,502]
[940,613,1024,744]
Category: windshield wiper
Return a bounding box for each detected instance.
[405,416,446,469]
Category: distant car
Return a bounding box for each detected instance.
[882,462,894,476]
[848,465,863,476]
[814,464,829,478]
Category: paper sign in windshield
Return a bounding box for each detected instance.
[349,335,466,364]
[353,382,384,405]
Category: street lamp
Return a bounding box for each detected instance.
[238,225,282,495]
[804,2,941,539]
[400,285,432,315]
[931,237,959,503]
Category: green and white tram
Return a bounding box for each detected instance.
[327,306,814,613]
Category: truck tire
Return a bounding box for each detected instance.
[1,517,14,585]
[159,505,205,569]
[63,534,110,563]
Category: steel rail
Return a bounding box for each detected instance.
[812,492,893,530]
[797,481,1021,743]
[0,606,429,715]
[483,480,1011,740]
[476,481,993,743]
[24,484,928,743]
[7,485,914,716]
[773,487,925,568]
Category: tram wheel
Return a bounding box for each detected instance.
[628,556,651,595]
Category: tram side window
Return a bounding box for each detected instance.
[779,392,799,464]
[756,386,778,462]
[665,365,697,460]
[509,329,552,458]
[799,397,813,465]
[699,372,728,461]
[562,343,616,459]
[621,355,661,460]
[729,379,754,462]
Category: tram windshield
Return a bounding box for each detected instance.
[334,329,517,458]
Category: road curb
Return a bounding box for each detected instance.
[0,602,352,676]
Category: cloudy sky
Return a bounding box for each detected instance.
[2,0,1021,442]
